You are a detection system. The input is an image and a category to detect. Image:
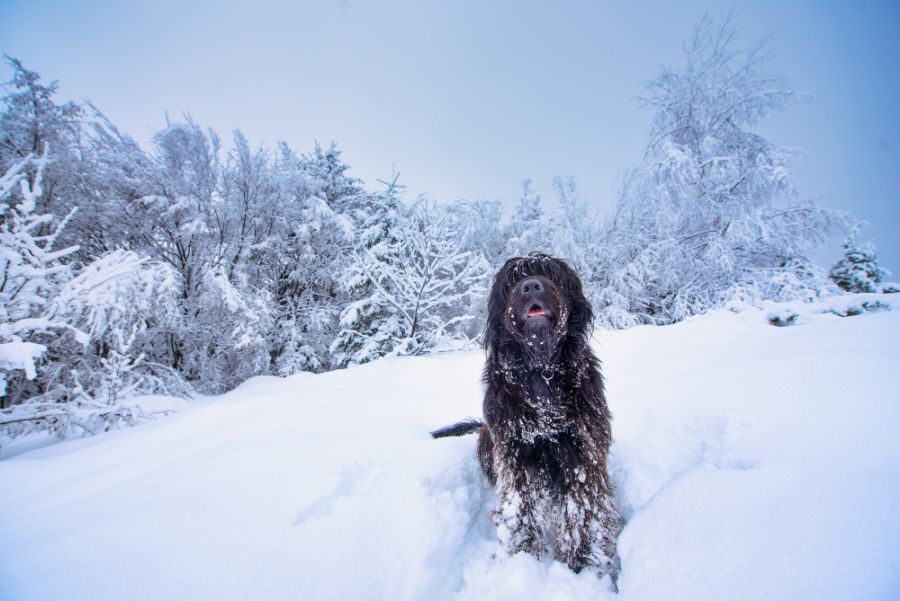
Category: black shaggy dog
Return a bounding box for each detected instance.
[433,253,621,577]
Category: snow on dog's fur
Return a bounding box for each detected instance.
[433,253,622,578]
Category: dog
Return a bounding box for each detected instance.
[432,253,621,577]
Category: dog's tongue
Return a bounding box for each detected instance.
[528,307,545,317]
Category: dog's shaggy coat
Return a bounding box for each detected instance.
[433,254,621,575]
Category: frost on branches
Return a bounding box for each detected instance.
[263,141,361,375]
[0,154,183,446]
[0,154,78,401]
[334,198,491,364]
[594,15,844,328]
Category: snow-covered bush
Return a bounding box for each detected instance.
[47,249,185,404]
[1,154,189,444]
[762,292,896,327]
[0,153,79,406]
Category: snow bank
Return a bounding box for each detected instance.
[1,307,898,600]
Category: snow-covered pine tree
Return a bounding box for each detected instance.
[263,141,359,374]
[503,179,551,260]
[302,141,367,214]
[596,14,843,327]
[331,174,407,366]
[830,234,890,293]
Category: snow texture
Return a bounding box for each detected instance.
[1,306,898,600]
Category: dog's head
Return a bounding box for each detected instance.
[485,253,593,366]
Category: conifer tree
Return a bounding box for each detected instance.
[331,175,407,366]
[830,235,889,293]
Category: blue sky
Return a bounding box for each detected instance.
[1,0,898,270]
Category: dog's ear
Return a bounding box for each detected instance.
[551,258,593,338]
[484,257,522,352]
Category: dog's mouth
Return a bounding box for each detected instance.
[526,303,548,319]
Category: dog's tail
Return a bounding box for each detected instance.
[430,419,484,439]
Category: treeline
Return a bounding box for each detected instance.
[1,16,882,441]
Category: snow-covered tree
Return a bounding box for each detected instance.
[0,154,79,407]
[66,104,157,259]
[451,198,506,268]
[220,130,275,280]
[596,14,843,327]
[335,199,490,361]
[261,141,358,374]
[46,250,183,403]
[331,175,407,366]
[503,179,551,259]
[444,198,507,341]
[0,154,186,443]
[301,141,366,214]
[830,233,890,293]
[545,176,604,296]
[0,57,83,219]
[178,269,273,391]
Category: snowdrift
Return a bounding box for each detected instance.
[1,306,898,600]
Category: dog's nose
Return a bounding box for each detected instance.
[521,279,543,295]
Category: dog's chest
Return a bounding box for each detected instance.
[510,373,571,440]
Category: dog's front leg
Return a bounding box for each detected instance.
[554,479,622,577]
[494,468,547,559]
[553,487,597,572]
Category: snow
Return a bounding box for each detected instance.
[0,340,46,381]
[1,307,899,600]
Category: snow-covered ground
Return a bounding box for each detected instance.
[1,305,898,600]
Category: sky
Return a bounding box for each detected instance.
[1,0,898,270]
